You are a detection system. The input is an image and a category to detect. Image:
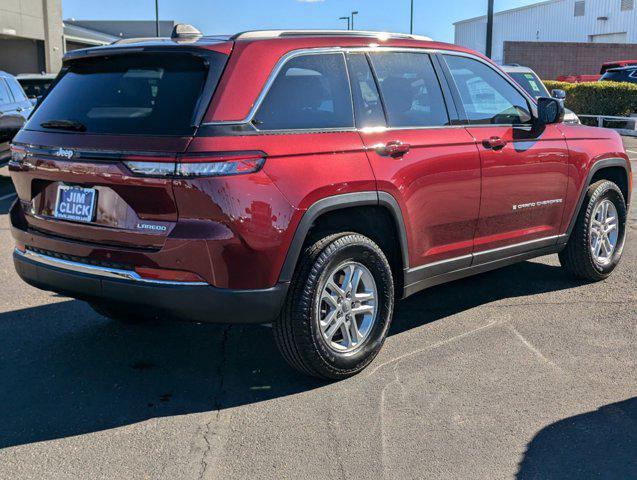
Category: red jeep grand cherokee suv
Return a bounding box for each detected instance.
[9,27,631,379]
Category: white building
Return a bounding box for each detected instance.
[454,0,637,65]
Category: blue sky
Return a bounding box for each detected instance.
[63,0,539,43]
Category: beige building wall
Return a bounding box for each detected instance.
[0,0,63,73]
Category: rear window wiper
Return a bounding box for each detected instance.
[40,119,87,132]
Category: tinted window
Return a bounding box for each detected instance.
[444,55,532,125]
[254,54,354,131]
[507,72,550,100]
[600,68,637,84]
[6,78,27,103]
[27,53,226,136]
[346,54,386,128]
[369,52,449,128]
[0,80,13,105]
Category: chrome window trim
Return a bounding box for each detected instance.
[201,46,539,132]
[15,248,208,286]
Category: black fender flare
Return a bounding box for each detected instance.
[278,191,409,283]
[564,158,631,239]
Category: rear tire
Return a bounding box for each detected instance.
[274,232,394,380]
[559,180,627,281]
[89,302,160,324]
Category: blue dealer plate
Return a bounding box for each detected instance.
[54,185,97,223]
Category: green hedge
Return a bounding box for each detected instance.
[543,80,637,117]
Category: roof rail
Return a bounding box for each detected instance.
[232,30,433,41]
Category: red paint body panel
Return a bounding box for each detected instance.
[466,125,570,251]
[183,132,374,287]
[556,125,631,234]
[359,127,481,267]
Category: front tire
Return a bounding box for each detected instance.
[274,232,394,380]
[559,180,627,281]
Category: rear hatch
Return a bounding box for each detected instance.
[10,47,228,250]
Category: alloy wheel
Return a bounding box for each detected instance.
[589,199,619,266]
[317,261,378,353]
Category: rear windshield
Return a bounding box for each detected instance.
[507,72,550,100]
[27,52,226,136]
[600,69,637,83]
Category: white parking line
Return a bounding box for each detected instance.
[626,149,637,154]
[0,192,16,202]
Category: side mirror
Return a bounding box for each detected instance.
[536,97,565,125]
[551,89,566,100]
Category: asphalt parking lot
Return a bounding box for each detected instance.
[0,138,635,480]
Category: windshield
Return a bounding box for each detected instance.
[508,72,550,100]
[27,52,227,136]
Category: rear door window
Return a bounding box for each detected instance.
[444,55,532,125]
[253,53,354,131]
[27,52,227,136]
[369,52,449,128]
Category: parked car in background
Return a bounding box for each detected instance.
[599,66,637,85]
[555,74,601,83]
[502,65,580,124]
[8,27,632,379]
[600,60,637,74]
[16,73,56,104]
[0,71,33,165]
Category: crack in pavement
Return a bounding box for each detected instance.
[506,323,561,370]
[198,325,232,480]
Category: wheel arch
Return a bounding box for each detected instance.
[278,192,409,294]
[565,158,631,238]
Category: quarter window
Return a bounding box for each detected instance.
[369,52,449,128]
[444,55,532,125]
[254,54,354,131]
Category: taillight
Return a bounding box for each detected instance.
[123,151,265,178]
[9,145,27,164]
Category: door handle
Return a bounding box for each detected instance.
[15,107,23,112]
[482,136,507,151]
[377,141,411,158]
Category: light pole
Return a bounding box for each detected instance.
[410,0,414,34]
[486,0,494,58]
[351,11,359,31]
[339,16,351,30]
[155,0,160,36]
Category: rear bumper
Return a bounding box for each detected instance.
[14,249,288,324]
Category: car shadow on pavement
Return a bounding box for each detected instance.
[391,258,588,335]
[517,397,637,479]
[0,259,587,449]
